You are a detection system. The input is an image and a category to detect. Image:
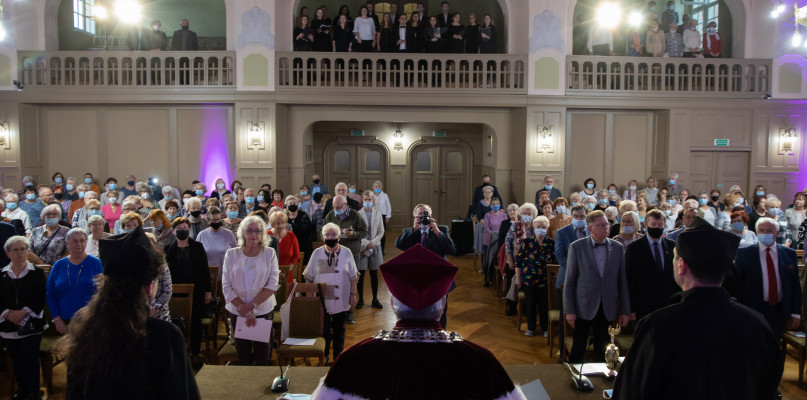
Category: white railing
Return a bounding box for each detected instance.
[566,56,771,97]
[19,51,235,88]
[277,52,526,92]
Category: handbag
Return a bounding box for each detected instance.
[17,317,46,336]
[504,279,519,302]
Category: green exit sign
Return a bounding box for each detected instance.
[433,130,447,137]
[714,139,729,146]
[351,130,365,136]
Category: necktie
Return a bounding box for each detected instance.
[653,242,663,271]
[766,248,778,305]
[421,231,428,247]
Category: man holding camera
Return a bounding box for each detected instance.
[396,204,456,328]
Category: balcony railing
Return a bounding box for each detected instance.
[18,51,235,88]
[566,56,771,97]
[276,52,526,92]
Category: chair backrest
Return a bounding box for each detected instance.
[289,283,325,338]
[312,242,325,252]
[296,253,305,283]
[169,283,195,338]
[37,264,52,278]
[547,264,561,311]
[208,266,220,297]
[279,264,292,287]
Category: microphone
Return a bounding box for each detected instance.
[564,362,593,392]
[271,364,291,393]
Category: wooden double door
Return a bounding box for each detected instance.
[410,143,471,226]
[325,143,387,195]
[689,151,749,193]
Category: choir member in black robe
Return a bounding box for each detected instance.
[612,218,782,400]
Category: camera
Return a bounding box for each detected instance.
[420,211,431,226]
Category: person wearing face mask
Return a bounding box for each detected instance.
[622,179,640,202]
[659,201,676,231]
[504,203,538,288]
[84,214,110,257]
[26,186,56,228]
[99,177,118,206]
[72,195,101,231]
[371,180,392,251]
[357,191,385,309]
[113,200,141,235]
[535,175,562,203]
[197,206,237,280]
[136,183,155,220]
[764,197,792,247]
[666,173,684,198]
[158,185,176,212]
[52,185,71,221]
[660,1,678,32]
[299,184,312,212]
[184,197,209,240]
[594,189,610,212]
[119,175,138,199]
[481,198,507,286]
[50,172,65,190]
[645,19,666,56]
[729,210,758,248]
[682,19,701,57]
[145,19,168,51]
[325,196,368,325]
[614,211,644,251]
[748,195,768,234]
[732,190,753,215]
[210,178,231,202]
[514,216,557,338]
[472,186,496,274]
[285,195,313,265]
[82,172,101,195]
[29,204,69,265]
[165,217,211,368]
[222,201,242,236]
[67,183,89,223]
[547,197,571,239]
[728,218,801,341]
[145,209,176,247]
[583,195,598,213]
[3,193,32,235]
[702,21,721,58]
[303,223,359,363]
[346,183,362,204]
[310,173,329,195]
[163,199,181,223]
[579,178,597,199]
[171,19,198,53]
[697,191,717,226]
[555,205,590,290]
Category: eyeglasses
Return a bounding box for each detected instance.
[322,233,339,239]
[246,229,264,235]
[590,223,610,228]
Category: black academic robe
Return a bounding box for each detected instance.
[311,320,525,400]
[66,318,200,400]
[612,287,782,400]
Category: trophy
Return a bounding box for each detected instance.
[603,324,621,381]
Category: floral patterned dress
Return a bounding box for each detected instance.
[515,236,557,288]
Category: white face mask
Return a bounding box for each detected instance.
[534,228,547,237]
[153,25,160,31]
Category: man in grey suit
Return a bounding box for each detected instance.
[564,210,631,363]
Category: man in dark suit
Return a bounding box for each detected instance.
[729,217,802,338]
[563,210,630,363]
[396,204,456,328]
[613,218,782,400]
[472,175,502,206]
[323,183,362,216]
[437,1,451,27]
[534,175,563,203]
[171,19,198,85]
[625,209,680,321]
[416,2,426,23]
[237,188,266,218]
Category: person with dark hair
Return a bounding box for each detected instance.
[270,189,285,209]
[479,14,497,54]
[311,7,332,52]
[613,218,781,400]
[438,1,451,27]
[445,13,465,54]
[579,177,597,199]
[729,209,758,248]
[294,15,314,51]
[748,195,768,234]
[60,228,200,399]
[353,6,377,53]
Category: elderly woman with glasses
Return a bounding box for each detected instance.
[303,222,358,362]
[71,192,100,231]
[221,215,280,366]
[29,204,69,265]
[47,228,104,335]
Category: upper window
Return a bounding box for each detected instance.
[73,0,97,34]
[692,1,719,32]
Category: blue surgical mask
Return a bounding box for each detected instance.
[164,195,172,200]
[54,177,63,183]
[629,185,637,191]
[65,184,74,191]
[374,188,382,194]
[756,191,765,196]
[699,198,708,206]
[6,202,16,210]
[224,210,238,220]
[521,215,533,224]
[731,222,745,231]
[363,202,373,208]
[492,204,501,212]
[669,179,676,185]
[349,188,356,194]
[335,208,346,216]
[586,183,595,189]
[571,202,580,207]
[586,203,595,210]
[758,233,775,246]
[534,228,547,237]
[668,199,676,205]
[769,207,781,216]
[737,197,744,205]
[623,225,635,234]
[84,178,92,184]
[89,209,102,217]
[608,189,616,195]
[257,195,265,202]
[25,194,35,201]
[195,189,204,196]
[556,206,566,214]
[544,185,553,191]
[598,198,608,205]
[572,219,587,229]
[217,183,225,190]
[153,223,163,231]
[109,183,117,190]
[300,191,308,196]
[663,209,671,216]
[45,217,59,226]
[245,196,255,204]
[168,213,177,220]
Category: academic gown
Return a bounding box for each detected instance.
[612,287,782,400]
[66,318,200,399]
[311,320,526,400]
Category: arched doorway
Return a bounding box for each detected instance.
[409,139,473,225]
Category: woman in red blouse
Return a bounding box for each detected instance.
[271,189,285,209]
[268,210,299,284]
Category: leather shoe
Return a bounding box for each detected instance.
[371,299,383,309]
[355,300,364,309]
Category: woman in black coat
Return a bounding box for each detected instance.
[445,13,465,54]
[164,217,210,367]
[311,8,332,52]
[479,14,497,54]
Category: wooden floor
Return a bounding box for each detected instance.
[3,230,807,399]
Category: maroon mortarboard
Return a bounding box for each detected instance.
[380,244,458,311]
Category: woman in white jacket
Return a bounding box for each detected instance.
[221,215,280,366]
[357,191,385,310]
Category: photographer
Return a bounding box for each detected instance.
[395,204,456,328]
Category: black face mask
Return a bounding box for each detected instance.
[647,227,664,239]
[210,222,223,230]
[287,205,299,212]
[54,193,64,200]
[325,239,339,248]
[175,230,190,240]
[710,195,720,202]
[127,180,135,186]
[190,211,202,218]
[313,179,320,185]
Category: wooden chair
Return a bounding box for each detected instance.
[516,290,525,331]
[782,321,807,387]
[272,265,292,353]
[36,264,60,394]
[201,266,220,361]
[276,283,327,366]
[296,252,305,284]
[546,264,561,357]
[169,284,195,343]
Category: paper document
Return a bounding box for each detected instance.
[519,378,550,400]
[570,363,612,376]
[233,317,272,343]
[283,337,317,346]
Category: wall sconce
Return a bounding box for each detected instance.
[393,129,404,151]
[537,125,554,153]
[779,128,798,155]
[0,122,9,149]
[247,121,265,150]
